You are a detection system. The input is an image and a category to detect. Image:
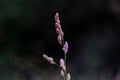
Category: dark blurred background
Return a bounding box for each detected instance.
[0,0,120,80]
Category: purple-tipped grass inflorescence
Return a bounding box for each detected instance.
[54,12,64,45]
[42,12,71,80]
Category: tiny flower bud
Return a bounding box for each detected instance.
[67,73,71,80]
[60,59,66,70]
[62,41,68,54]
[48,57,56,64]
[54,12,60,23]
[43,54,49,61]
[58,35,63,45]
[56,27,60,34]
[43,54,56,64]
[55,22,61,29]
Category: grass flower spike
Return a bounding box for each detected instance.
[54,12,71,80]
[54,12,64,45]
[43,54,56,64]
[42,12,71,80]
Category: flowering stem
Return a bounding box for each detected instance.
[64,53,67,80]
[54,12,70,80]
[42,12,71,80]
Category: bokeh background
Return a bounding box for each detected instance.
[0,0,120,80]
